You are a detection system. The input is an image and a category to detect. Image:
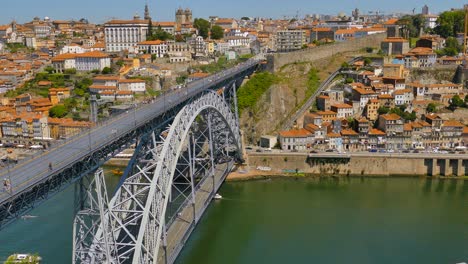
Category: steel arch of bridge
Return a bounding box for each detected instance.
[73,90,241,264]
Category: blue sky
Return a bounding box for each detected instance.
[0,0,464,24]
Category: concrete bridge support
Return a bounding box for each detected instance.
[431,159,438,176]
[457,159,464,177]
[444,159,451,176]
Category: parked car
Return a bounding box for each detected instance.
[369,149,377,153]
[412,150,419,153]
[309,150,318,154]
[325,149,334,152]
[402,150,410,153]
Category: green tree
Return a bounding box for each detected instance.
[465,94,468,103]
[150,26,174,41]
[363,58,372,66]
[378,106,390,115]
[241,17,250,20]
[449,95,464,110]
[193,18,211,39]
[116,60,124,67]
[397,14,424,38]
[101,67,112,74]
[63,97,78,111]
[49,105,68,118]
[426,103,437,113]
[434,10,465,38]
[438,37,462,56]
[147,18,154,39]
[64,68,77,75]
[44,66,55,74]
[210,25,224,40]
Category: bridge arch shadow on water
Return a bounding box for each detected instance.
[73,90,243,264]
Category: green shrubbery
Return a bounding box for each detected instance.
[237,72,278,115]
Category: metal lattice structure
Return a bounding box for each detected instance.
[73,90,242,264]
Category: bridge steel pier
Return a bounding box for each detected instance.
[73,90,243,264]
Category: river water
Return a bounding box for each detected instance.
[0,176,467,264]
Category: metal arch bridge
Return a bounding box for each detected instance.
[73,90,242,263]
[0,57,262,231]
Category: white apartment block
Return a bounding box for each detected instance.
[75,51,111,72]
[275,30,306,52]
[104,18,149,52]
[118,79,146,93]
[137,40,168,57]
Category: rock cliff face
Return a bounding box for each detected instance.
[408,67,458,84]
[240,53,357,144]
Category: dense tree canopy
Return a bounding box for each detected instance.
[193,18,211,39]
[49,105,68,118]
[433,10,465,38]
[210,25,224,40]
[397,14,424,38]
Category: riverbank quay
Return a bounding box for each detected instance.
[243,152,468,178]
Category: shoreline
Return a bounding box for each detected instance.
[226,168,468,182]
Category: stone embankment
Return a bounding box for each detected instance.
[236,153,468,178]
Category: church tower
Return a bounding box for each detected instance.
[144,2,151,20]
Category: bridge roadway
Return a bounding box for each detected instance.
[158,162,232,264]
[0,59,260,208]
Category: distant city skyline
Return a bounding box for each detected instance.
[0,0,464,24]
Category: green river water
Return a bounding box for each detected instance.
[0,174,467,264]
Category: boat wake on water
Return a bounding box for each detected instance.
[21,215,38,220]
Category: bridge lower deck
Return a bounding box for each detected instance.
[158,162,232,264]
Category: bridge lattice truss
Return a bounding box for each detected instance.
[73,90,241,264]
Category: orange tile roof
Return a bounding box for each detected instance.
[380,113,401,121]
[119,79,145,83]
[93,75,120,81]
[105,19,149,25]
[341,129,358,136]
[443,120,464,127]
[138,40,166,45]
[279,128,312,138]
[331,103,353,109]
[463,126,468,134]
[327,132,341,138]
[52,53,77,61]
[369,128,386,135]
[76,51,109,58]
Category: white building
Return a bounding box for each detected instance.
[51,53,77,72]
[394,89,414,106]
[118,79,146,93]
[137,40,168,57]
[60,43,85,54]
[275,30,306,52]
[104,17,149,53]
[330,104,354,119]
[424,15,438,29]
[279,128,314,151]
[75,51,111,72]
[224,36,251,47]
[93,75,120,87]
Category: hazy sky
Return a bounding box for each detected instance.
[0,0,464,24]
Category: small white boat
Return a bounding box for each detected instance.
[214,193,222,200]
[21,215,38,220]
